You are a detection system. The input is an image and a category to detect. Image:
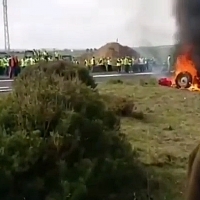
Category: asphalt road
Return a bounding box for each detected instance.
[0,72,163,93]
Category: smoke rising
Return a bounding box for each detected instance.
[174,0,200,44]
[126,0,175,64]
[174,0,200,72]
[133,0,175,47]
[96,0,175,47]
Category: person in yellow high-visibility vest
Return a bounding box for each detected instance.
[116,58,121,72]
[90,57,96,72]
[124,57,129,73]
[84,59,88,68]
[107,57,112,71]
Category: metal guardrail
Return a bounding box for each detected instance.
[0,79,13,92]
[0,71,156,93]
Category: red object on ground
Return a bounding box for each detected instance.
[158,77,172,87]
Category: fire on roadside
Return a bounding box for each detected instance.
[158,46,200,91]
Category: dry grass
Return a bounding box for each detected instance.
[98,78,200,200]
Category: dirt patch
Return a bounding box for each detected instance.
[94,42,139,58]
[80,42,139,60]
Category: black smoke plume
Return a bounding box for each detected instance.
[174,0,200,73]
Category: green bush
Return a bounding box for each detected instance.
[0,61,152,199]
[17,60,97,89]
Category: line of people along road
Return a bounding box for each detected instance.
[0,49,171,79]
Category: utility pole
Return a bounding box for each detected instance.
[2,0,10,52]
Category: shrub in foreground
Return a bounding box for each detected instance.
[17,60,97,88]
[0,61,152,199]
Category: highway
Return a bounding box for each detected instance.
[0,72,161,93]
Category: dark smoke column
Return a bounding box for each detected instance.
[174,0,200,73]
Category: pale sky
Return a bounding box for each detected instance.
[0,0,176,49]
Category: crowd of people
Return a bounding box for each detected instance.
[0,50,63,78]
[0,49,156,78]
[84,56,154,73]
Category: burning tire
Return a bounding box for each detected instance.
[175,72,192,88]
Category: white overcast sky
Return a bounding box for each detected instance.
[0,0,176,49]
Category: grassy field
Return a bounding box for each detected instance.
[98,77,200,199]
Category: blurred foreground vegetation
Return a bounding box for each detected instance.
[0,60,192,200]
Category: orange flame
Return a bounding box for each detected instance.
[172,46,200,91]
